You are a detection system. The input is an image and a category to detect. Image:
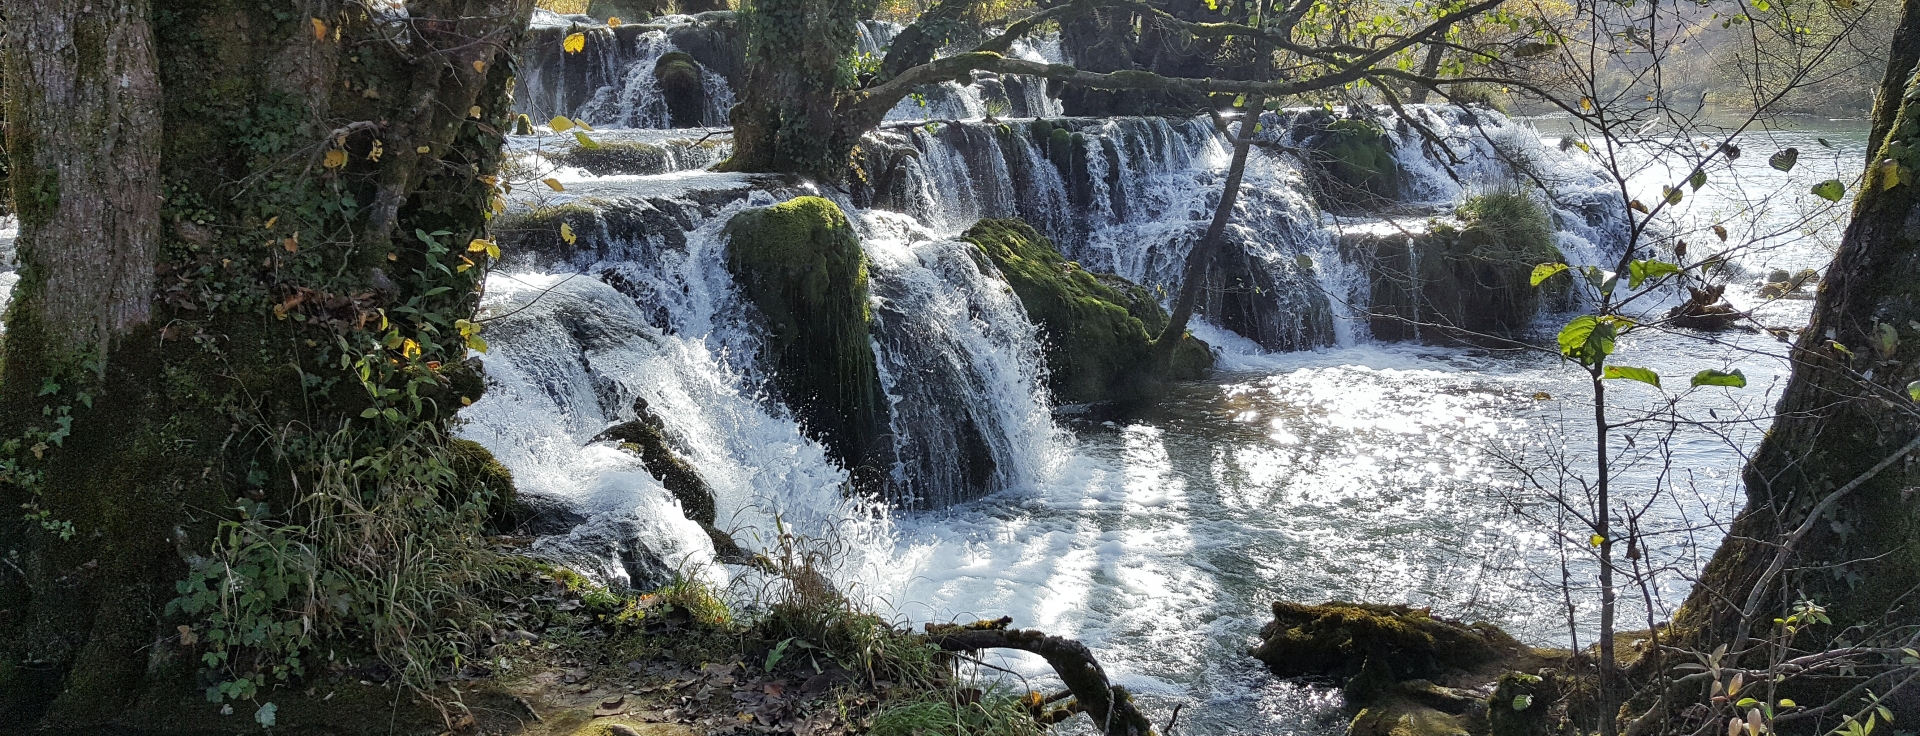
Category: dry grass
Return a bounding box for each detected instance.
[536,0,590,13]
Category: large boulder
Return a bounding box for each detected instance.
[723,197,893,493]
[1310,118,1403,206]
[1357,191,1565,341]
[1251,601,1524,683]
[961,219,1211,406]
[653,51,708,128]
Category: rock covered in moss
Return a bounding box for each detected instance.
[448,438,516,530]
[1358,191,1565,341]
[1312,118,1402,204]
[724,197,893,492]
[961,219,1211,405]
[1250,601,1524,683]
[654,52,707,128]
[547,140,671,176]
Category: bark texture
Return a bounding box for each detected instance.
[5,0,162,350]
[1670,0,1920,704]
[0,0,534,728]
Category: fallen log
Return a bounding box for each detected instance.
[925,617,1156,736]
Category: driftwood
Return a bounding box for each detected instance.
[1666,284,1748,330]
[925,617,1156,736]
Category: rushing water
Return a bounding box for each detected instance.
[464,28,1871,732]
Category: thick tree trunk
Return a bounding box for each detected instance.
[1153,96,1263,367]
[0,0,533,727]
[1671,0,1920,699]
[1409,43,1445,104]
[721,0,877,178]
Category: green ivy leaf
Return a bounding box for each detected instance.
[1603,365,1661,387]
[1530,262,1569,286]
[1811,180,1846,202]
[1691,369,1747,388]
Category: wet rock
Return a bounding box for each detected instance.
[1667,284,1747,330]
[723,197,894,495]
[1758,268,1818,299]
[962,218,1211,406]
[594,397,749,561]
[1203,231,1335,352]
[653,52,707,129]
[548,140,672,176]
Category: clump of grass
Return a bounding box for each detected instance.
[870,687,1047,736]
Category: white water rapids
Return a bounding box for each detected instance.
[459,24,1871,733]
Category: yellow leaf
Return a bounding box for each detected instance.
[549,116,575,133]
[416,145,431,154]
[1590,534,1605,547]
[368,139,384,161]
[323,148,348,169]
[563,32,586,53]
[1580,97,1593,112]
[487,242,501,259]
[264,216,279,229]
[461,396,473,406]
[608,16,622,26]
[575,119,595,132]
[1881,159,1902,189]
[469,105,483,118]
[543,178,565,192]
[468,238,493,253]
[472,59,486,73]
[1629,199,1649,213]
[311,17,328,40]
[490,196,507,214]
[401,338,421,359]
[560,222,577,245]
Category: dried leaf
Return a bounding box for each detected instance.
[177,624,198,646]
[323,148,348,169]
[608,16,623,26]
[472,59,486,73]
[543,178,565,192]
[1713,224,1728,241]
[469,105,484,118]
[563,32,586,53]
[368,139,383,161]
[560,222,578,245]
[311,17,328,40]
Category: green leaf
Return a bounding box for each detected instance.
[573,130,602,149]
[1907,380,1920,401]
[1530,262,1569,286]
[1558,316,1616,366]
[360,408,380,418]
[1769,148,1799,172]
[1627,259,1682,289]
[1603,365,1661,387]
[1664,186,1684,205]
[1513,694,1533,711]
[1689,171,1708,190]
[1691,369,1747,388]
[1811,179,1846,202]
[1780,699,1797,708]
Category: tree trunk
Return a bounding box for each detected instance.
[1153,96,1264,367]
[1409,43,1445,104]
[721,0,877,179]
[1671,0,1920,695]
[0,0,533,726]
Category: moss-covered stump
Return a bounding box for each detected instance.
[723,197,894,493]
[1312,118,1403,206]
[594,397,748,560]
[1251,601,1524,683]
[547,140,671,176]
[1361,192,1564,341]
[961,219,1212,405]
[654,52,708,129]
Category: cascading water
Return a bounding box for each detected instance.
[468,27,1698,729]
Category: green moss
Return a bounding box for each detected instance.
[723,197,891,492]
[1316,118,1401,203]
[448,438,515,529]
[962,219,1210,405]
[546,140,671,176]
[1368,191,1565,340]
[1249,601,1522,683]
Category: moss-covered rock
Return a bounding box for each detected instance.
[653,52,707,129]
[449,438,516,531]
[1350,697,1475,736]
[1361,191,1565,341]
[546,140,671,176]
[724,197,893,492]
[1250,601,1524,683]
[961,219,1211,405]
[1313,118,1402,204]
